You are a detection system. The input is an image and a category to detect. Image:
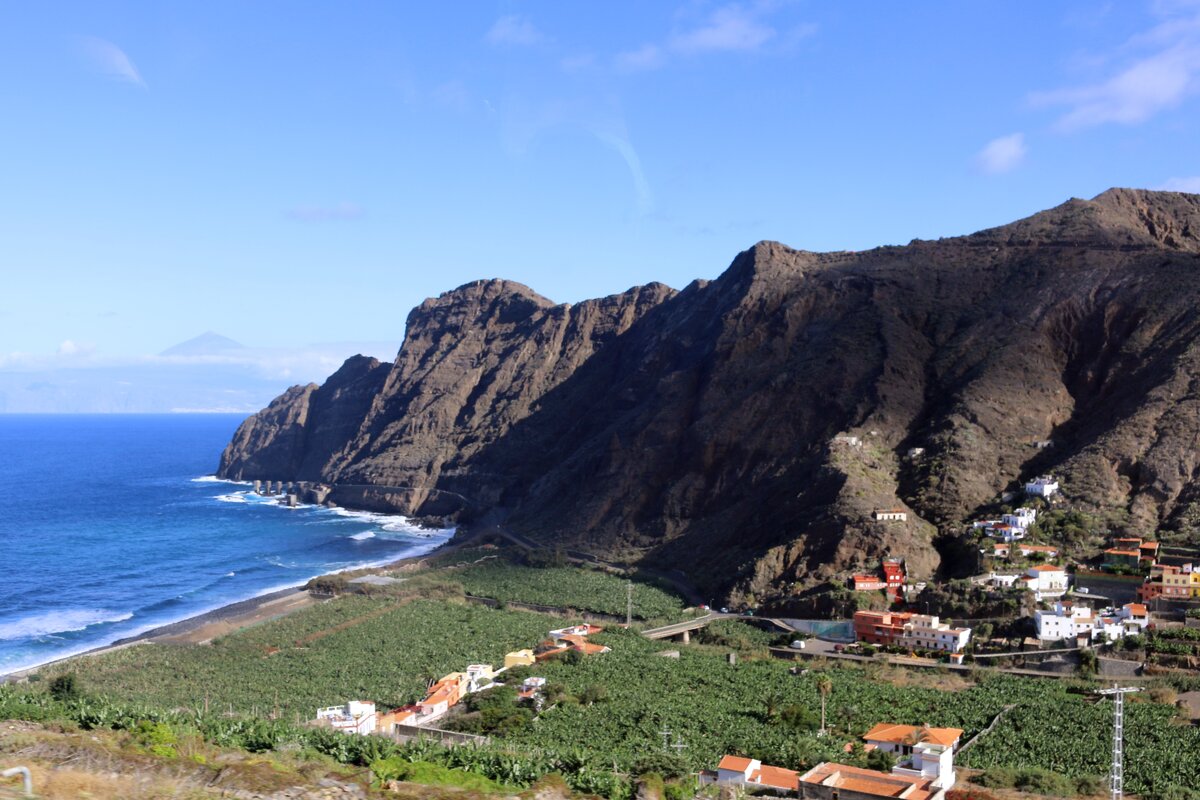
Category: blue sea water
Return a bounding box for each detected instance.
[0,414,452,675]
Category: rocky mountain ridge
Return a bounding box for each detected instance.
[219,189,1200,604]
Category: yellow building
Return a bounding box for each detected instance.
[1162,567,1192,600]
[504,649,536,668]
[1191,570,1200,599]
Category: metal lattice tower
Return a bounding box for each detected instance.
[1095,685,1141,800]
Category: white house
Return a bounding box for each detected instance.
[986,522,1025,543]
[1037,601,1149,643]
[987,571,1021,588]
[907,447,926,459]
[465,664,495,693]
[902,615,972,653]
[874,509,908,522]
[1021,565,1068,602]
[832,434,862,447]
[798,723,959,800]
[1002,507,1037,532]
[1024,476,1060,498]
[710,755,798,795]
[1017,543,1059,559]
[315,700,377,735]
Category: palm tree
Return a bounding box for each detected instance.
[816,675,832,736]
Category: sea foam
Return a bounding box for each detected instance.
[0,609,135,642]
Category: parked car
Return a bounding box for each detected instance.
[833,644,845,652]
[791,640,806,650]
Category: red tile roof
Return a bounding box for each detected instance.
[800,762,935,800]
[755,764,800,791]
[862,722,963,747]
[718,755,753,773]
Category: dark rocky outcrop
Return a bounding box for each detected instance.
[219,189,1200,603]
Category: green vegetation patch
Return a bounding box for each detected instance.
[451,560,689,621]
[44,597,557,717]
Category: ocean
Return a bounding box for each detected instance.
[0,414,452,675]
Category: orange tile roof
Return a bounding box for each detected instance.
[756,764,800,791]
[800,762,934,799]
[1030,564,1064,572]
[718,755,753,772]
[862,722,963,747]
[1126,603,1148,615]
[1106,548,1140,557]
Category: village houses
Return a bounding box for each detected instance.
[852,611,972,653]
[706,721,960,799]
[1035,600,1150,643]
[315,700,377,735]
[318,623,609,737]
[849,559,907,599]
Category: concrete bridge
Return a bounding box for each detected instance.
[642,613,795,643]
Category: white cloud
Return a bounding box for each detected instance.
[285,202,365,223]
[615,44,664,73]
[485,15,545,47]
[57,339,96,357]
[975,133,1028,174]
[612,4,807,72]
[1161,175,1200,191]
[1031,9,1200,129]
[670,5,777,54]
[78,36,146,88]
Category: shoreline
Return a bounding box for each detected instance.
[1,532,466,684]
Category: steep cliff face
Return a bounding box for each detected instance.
[219,189,1200,602]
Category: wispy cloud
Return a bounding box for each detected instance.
[1030,8,1200,129]
[612,3,812,72]
[78,36,146,88]
[1161,175,1200,191]
[975,133,1028,174]
[670,5,777,54]
[285,202,365,223]
[615,44,665,73]
[596,132,654,214]
[485,15,546,47]
[56,339,96,358]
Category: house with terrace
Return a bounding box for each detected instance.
[797,722,960,800]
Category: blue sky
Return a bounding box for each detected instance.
[3,0,1200,375]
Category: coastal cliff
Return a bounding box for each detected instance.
[220,189,1200,603]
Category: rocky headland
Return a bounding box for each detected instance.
[219,189,1200,606]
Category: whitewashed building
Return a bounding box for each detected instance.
[1036,601,1149,643]
[1024,476,1060,498]
[902,615,972,653]
[315,700,377,735]
[874,509,908,522]
[1020,565,1068,602]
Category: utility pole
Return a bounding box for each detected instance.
[659,726,673,750]
[672,735,688,758]
[627,580,633,627]
[1096,685,1142,800]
